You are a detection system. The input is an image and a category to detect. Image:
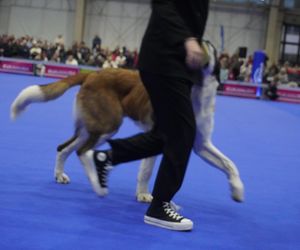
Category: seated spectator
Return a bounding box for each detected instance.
[58,44,66,61]
[93,44,101,57]
[38,51,49,61]
[30,41,42,60]
[277,67,289,85]
[102,55,118,68]
[265,63,279,83]
[86,55,96,66]
[115,50,127,68]
[219,53,230,82]
[240,55,253,82]
[8,37,20,58]
[132,49,139,68]
[93,49,106,67]
[0,35,10,57]
[286,63,300,87]
[0,33,139,69]
[228,53,242,80]
[18,38,30,58]
[50,51,61,63]
[79,41,90,64]
[65,54,78,65]
[265,75,279,100]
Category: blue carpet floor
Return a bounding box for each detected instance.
[0,73,299,250]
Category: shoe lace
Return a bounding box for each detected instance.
[100,161,113,186]
[163,202,183,221]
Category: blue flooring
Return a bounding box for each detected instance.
[0,73,299,250]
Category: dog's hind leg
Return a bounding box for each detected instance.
[55,135,82,184]
[194,141,244,202]
[136,156,156,203]
[192,76,244,202]
[57,135,77,152]
[76,133,100,156]
[75,83,122,196]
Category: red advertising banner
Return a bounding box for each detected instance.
[222,83,258,99]
[44,64,79,78]
[277,88,300,104]
[0,60,34,75]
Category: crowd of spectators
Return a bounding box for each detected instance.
[218,51,300,87]
[1,33,300,92]
[0,34,139,69]
[218,51,300,100]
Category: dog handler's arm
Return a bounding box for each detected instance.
[184,38,204,70]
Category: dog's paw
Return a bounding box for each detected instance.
[137,193,153,203]
[229,175,244,202]
[55,172,70,184]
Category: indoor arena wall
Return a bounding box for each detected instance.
[0,0,268,54]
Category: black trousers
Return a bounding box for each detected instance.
[108,71,196,202]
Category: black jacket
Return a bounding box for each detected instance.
[138,0,210,83]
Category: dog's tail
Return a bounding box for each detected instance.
[10,72,89,120]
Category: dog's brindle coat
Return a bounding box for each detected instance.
[11,42,244,202]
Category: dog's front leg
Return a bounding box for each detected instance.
[136,156,156,203]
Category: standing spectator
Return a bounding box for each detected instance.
[54,34,64,46]
[92,35,101,49]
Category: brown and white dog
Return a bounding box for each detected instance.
[10,41,244,202]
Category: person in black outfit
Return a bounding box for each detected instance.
[265,75,279,100]
[83,0,210,231]
[92,35,102,50]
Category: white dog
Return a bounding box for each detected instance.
[11,41,244,202]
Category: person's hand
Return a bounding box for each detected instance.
[184,37,204,70]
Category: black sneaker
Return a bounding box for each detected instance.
[80,150,113,196]
[144,202,193,231]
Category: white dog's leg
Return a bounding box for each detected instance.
[55,137,82,184]
[192,76,244,202]
[194,141,244,202]
[136,157,156,203]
